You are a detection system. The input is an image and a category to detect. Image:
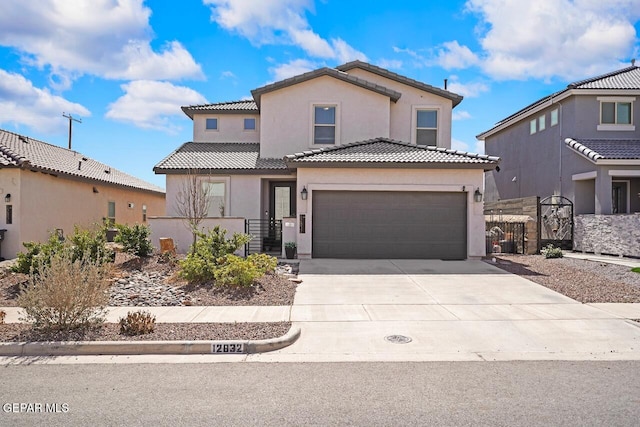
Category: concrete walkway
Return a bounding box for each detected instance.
[2,259,640,362]
[563,252,640,268]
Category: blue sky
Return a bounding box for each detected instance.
[1,0,639,188]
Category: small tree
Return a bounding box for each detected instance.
[175,169,212,251]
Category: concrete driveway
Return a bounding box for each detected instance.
[251,259,640,362]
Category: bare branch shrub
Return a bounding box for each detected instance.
[17,250,111,331]
[175,169,212,250]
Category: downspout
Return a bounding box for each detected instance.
[558,101,563,197]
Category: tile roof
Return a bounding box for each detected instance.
[153,142,288,174]
[251,67,402,108]
[336,60,464,107]
[181,100,258,119]
[284,138,500,169]
[564,138,640,161]
[478,65,640,139]
[0,129,164,193]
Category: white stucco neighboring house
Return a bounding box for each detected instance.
[0,129,166,260]
[152,61,500,259]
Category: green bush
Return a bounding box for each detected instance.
[213,255,261,287]
[631,267,640,274]
[247,253,277,274]
[13,226,113,275]
[115,223,153,257]
[178,226,252,283]
[17,250,111,331]
[541,244,563,259]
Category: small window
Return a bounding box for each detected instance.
[601,102,632,125]
[538,115,546,131]
[5,205,12,225]
[203,182,226,217]
[244,118,256,131]
[206,118,218,130]
[107,201,115,226]
[416,110,438,146]
[314,106,336,144]
[142,204,147,222]
[550,109,559,126]
[529,119,537,134]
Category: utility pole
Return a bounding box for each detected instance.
[62,113,81,149]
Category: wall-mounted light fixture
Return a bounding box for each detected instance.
[4,194,11,203]
[301,186,308,200]
[473,188,483,203]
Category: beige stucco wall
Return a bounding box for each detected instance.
[294,167,486,259]
[259,75,391,158]
[345,68,454,148]
[193,113,260,143]
[0,169,165,259]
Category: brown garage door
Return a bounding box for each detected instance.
[312,191,467,259]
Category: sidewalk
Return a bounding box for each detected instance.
[563,251,640,268]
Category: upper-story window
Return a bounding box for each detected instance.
[206,118,218,130]
[416,109,438,146]
[538,115,546,131]
[313,106,336,144]
[244,118,256,131]
[529,119,537,134]
[550,109,559,126]
[598,97,635,131]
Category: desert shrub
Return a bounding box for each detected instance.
[68,225,114,264]
[17,250,111,331]
[0,309,5,324]
[213,255,261,287]
[179,226,252,283]
[115,223,153,257]
[541,244,563,259]
[119,310,156,336]
[631,267,640,274]
[247,253,277,274]
[13,234,65,274]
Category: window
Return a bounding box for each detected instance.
[538,115,546,131]
[550,109,559,126]
[203,182,225,217]
[244,118,256,131]
[529,119,537,134]
[5,205,12,225]
[416,110,438,146]
[107,201,116,226]
[598,97,635,130]
[314,106,336,144]
[142,204,147,222]
[205,118,218,130]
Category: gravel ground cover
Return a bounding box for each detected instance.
[488,254,640,303]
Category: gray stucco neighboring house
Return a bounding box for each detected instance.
[477,64,640,216]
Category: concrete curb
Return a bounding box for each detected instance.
[0,326,300,357]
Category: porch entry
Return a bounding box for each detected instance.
[245,181,296,256]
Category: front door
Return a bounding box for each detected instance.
[612,181,629,213]
[269,182,296,220]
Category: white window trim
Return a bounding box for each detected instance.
[529,118,537,135]
[538,114,546,131]
[243,117,257,132]
[550,108,559,127]
[205,117,220,132]
[201,177,231,217]
[310,103,340,146]
[411,105,441,146]
[597,96,635,130]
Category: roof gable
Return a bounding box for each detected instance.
[250,67,401,108]
[565,138,640,162]
[337,60,463,107]
[181,100,258,120]
[0,129,164,193]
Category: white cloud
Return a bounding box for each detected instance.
[376,59,403,70]
[0,69,90,133]
[435,41,480,69]
[269,59,318,81]
[205,0,367,63]
[452,137,484,154]
[452,110,472,121]
[446,77,489,98]
[0,0,203,85]
[106,81,207,133]
[465,0,640,80]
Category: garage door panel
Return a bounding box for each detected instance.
[312,191,467,259]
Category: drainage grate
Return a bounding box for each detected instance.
[384,335,412,344]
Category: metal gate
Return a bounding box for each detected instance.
[486,221,525,254]
[245,219,282,256]
[538,196,573,250]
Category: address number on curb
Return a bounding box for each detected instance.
[211,343,245,354]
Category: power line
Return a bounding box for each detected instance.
[62,113,82,149]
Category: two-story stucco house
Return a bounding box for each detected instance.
[477,64,640,257]
[153,61,499,260]
[0,129,165,260]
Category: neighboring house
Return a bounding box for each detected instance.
[477,64,640,257]
[0,129,165,259]
[153,61,499,260]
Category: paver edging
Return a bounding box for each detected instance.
[0,326,300,357]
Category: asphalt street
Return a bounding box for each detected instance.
[1,361,639,426]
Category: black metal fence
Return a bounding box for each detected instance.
[486,221,526,254]
[245,219,282,256]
